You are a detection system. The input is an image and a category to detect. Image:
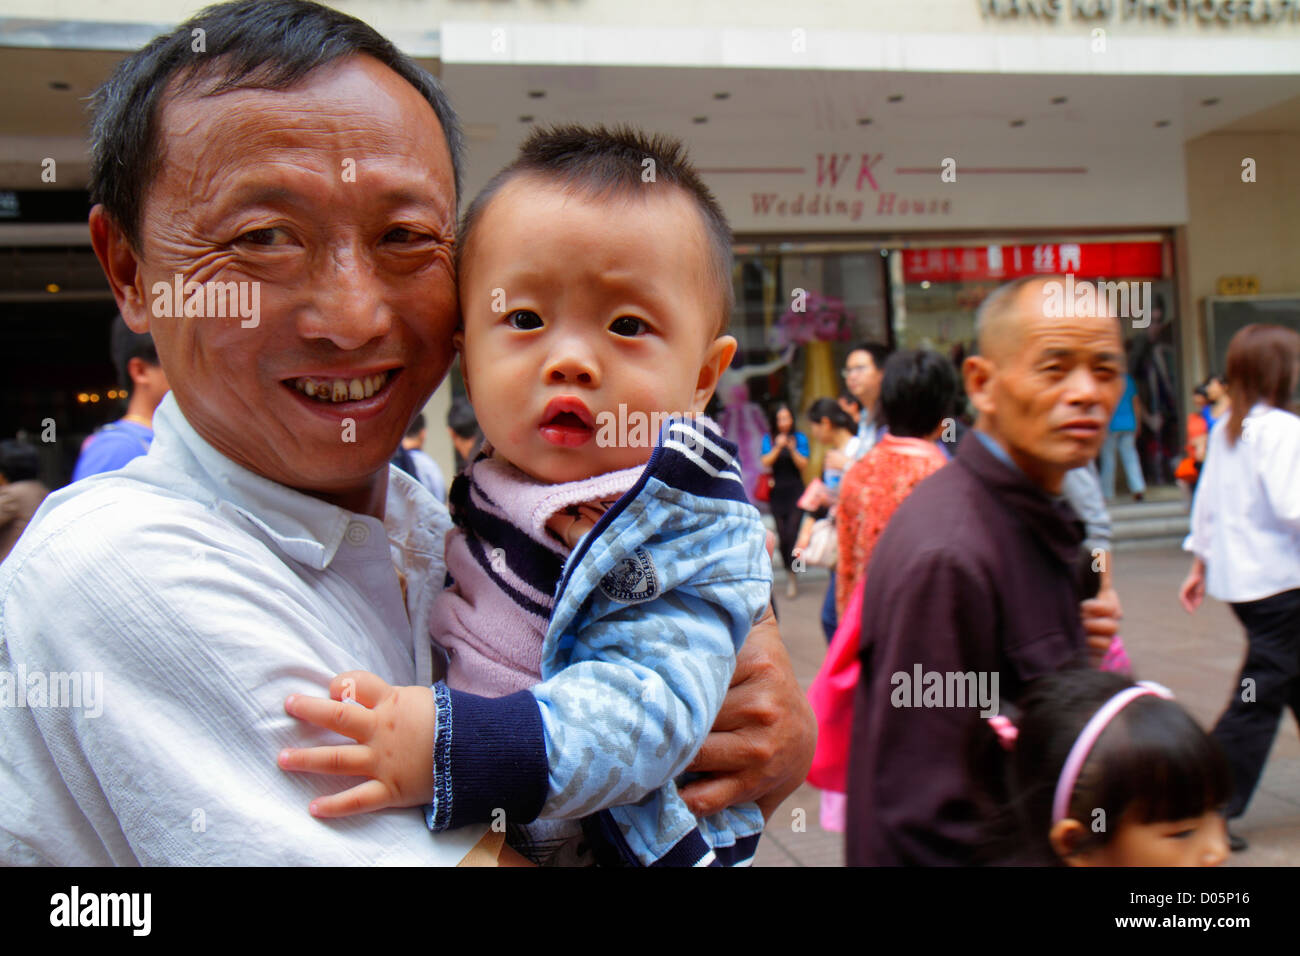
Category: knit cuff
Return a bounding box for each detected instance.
[425,684,548,832]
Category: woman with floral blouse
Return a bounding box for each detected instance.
[836,350,958,615]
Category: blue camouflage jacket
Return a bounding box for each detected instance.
[427,415,772,866]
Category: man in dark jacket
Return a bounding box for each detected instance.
[846,275,1125,866]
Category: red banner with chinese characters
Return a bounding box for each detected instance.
[902,241,1165,283]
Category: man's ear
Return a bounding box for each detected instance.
[691,335,738,414]
[89,205,151,334]
[963,354,997,419]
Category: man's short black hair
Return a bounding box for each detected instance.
[110,314,160,393]
[405,413,426,439]
[456,124,734,336]
[880,349,959,439]
[847,341,892,372]
[89,0,463,252]
[447,398,479,440]
[0,440,40,483]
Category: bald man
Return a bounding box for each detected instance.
[846,275,1125,866]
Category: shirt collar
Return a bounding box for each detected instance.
[973,428,1018,472]
[149,394,439,571]
[958,429,1084,569]
[858,411,877,440]
[973,428,1073,505]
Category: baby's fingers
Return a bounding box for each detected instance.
[307,780,392,819]
[284,693,374,741]
[330,670,392,708]
[278,744,374,778]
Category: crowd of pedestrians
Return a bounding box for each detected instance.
[753,278,1300,866]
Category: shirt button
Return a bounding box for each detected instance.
[345,521,370,546]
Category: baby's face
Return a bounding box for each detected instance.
[457,177,736,484]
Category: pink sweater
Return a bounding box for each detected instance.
[431,451,641,698]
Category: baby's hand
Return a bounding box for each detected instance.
[278,670,436,817]
[546,499,615,548]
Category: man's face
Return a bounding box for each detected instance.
[844,349,881,408]
[95,56,458,502]
[457,178,735,484]
[965,281,1124,491]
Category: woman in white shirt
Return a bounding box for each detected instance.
[1179,323,1300,851]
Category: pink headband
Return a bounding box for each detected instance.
[1051,680,1174,825]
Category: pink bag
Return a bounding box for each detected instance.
[796,478,831,513]
[806,577,866,792]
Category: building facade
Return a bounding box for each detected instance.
[1,0,1297,485]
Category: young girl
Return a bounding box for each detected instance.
[997,668,1231,866]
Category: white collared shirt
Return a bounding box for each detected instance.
[853,413,881,461]
[1185,403,1300,604]
[0,394,484,865]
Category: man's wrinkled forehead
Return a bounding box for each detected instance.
[987,280,1119,364]
[150,56,454,201]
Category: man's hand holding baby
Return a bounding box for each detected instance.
[279,671,435,817]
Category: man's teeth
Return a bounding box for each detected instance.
[292,372,390,403]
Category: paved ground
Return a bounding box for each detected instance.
[754,545,1300,867]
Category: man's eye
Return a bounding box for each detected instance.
[383,226,427,244]
[238,227,291,247]
[507,310,543,331]
[610,316,647,337]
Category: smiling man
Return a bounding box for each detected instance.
[0,0,813,865]
[846,275,1126,866]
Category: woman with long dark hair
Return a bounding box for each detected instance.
[760,403,809,599]
[1179,323,1300,852]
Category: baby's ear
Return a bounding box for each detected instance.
[691,335,738,413]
